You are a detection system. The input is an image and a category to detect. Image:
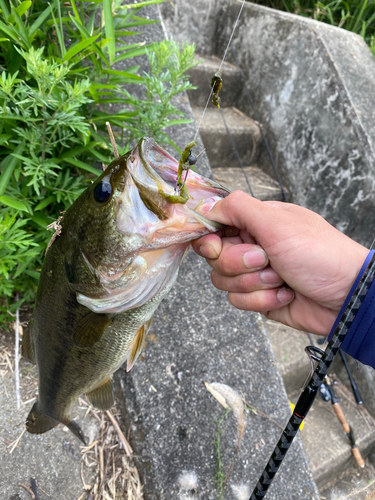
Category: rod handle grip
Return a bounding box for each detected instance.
[332,403,350,433]
[352,446,365,468]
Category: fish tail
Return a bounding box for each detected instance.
[26,401,58,435]
[26,401,87,445]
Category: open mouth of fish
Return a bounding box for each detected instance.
[76,137,230,314]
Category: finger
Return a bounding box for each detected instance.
[264,293,338,336]
[192,233,245,260]
[206,242,269,276]
[191,233,223,259]
[211,267,283,292]
[228,287,295,312]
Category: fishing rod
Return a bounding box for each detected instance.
[249,249,375,500]
[324,375,365,468]
[339,349,363,405]
[307,332,364,464]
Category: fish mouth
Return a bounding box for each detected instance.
[76,138,230,314]
[115,137,230,243]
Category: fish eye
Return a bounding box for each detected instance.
[93,179,112,203]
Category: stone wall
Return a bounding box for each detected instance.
[160,0,375,247]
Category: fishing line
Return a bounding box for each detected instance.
[230,46,289,203]
[193,0,246,143]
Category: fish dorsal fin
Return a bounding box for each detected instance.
[73,312,111,347]
[127,317,153,372]
[86,378,114,411]
[22,324,36,364]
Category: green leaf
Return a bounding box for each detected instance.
[15,1,32,17]
[29,1,55,36]
[9,7,31,48]
[31,212,51,228]
[50,7,66,57]
[64,35,100,61]
[90,112,137,122]
[34,196,55,211]
[0,142,25,196]
[118,0,165,10]
[0,195,28,212]
[114,44,153,63]
[64,157,101,175]
[163,119,194,127]
[0,20,21,45]
[103,0,115,64]
[101,69,143,81]
[0,0,10,19]
[24,270,40,280]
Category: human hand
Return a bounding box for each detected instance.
[192,191,368,335]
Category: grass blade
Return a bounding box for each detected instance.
[29,1,55,36]
[64,35,100,61]
[118,0,166,10]
[0,143,25,196]
[103,0,115,64]
[64,157,101,175]
[114,43,154,63]
[0,0,10,19]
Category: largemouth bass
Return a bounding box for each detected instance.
[23,138,229,443]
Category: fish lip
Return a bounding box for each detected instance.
[136,137,230,199]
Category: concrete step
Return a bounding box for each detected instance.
[294,379,375,489]
[191,106,262,169]
[187,55,241,108]
[212,165,285,201]
[264,318,375,490]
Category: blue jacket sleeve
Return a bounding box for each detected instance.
[328,250,375,369]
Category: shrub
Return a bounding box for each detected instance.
[0,0,197,322]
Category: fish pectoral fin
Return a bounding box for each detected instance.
[26,401,58,434]
[86,378,114,411]
[22,324,36,364]
[126,318,152,372]
[73,312,111,347]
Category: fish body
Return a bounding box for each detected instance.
[24,138,229,442]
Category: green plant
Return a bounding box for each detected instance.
[122,39,198,151]
[252,0,375,53]
[0,0,197,324]
[214,408,231,496]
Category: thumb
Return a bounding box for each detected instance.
[205,191,282,238]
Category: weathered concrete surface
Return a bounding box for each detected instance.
[0,356,99,500]
[187,56,241,108]
[291,380,375,489]
[264,320,311,394]
[115,257,319,499]
[191,106,261,168]
[160,0,375,247]
[110,5,319,499]
[212,166,284,200]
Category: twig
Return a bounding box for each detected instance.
[30,478,39,500]
[106,122,119,159]
[243,399,284,430]
[14,304,21,409]
[19,482,35,498]
[9,427,26,453]
[105,410,133,456]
